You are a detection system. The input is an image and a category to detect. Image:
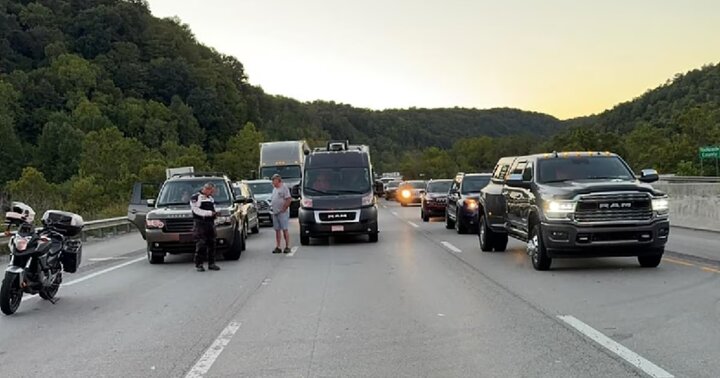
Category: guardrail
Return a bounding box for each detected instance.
[1,217,134,251]
[659,175,720,183]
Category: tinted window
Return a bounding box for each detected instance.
[247,182,273,195]
[303,168,371,195]
[461,176,490,194]
[537,157,634,183]
[427,181,452,193]
[157,180,230,206]
[260,165,302,179]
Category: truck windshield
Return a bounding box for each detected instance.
[461,176,490,194]
[304,168,371,195]
[260,165,302,179]
[247,182,273,195]
[157,180,230,206]
[427,181,452,193]
[538,156,634,183]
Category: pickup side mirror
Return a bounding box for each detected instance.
[146,199,155,207]
[639,169,659,183]
[505,173,531,189]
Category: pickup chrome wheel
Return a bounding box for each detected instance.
[479,214,493,252]
[528,225,551,271]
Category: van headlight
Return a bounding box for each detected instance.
[215,216,232,226]
[545,200,576,220]
[362,193,375,206]
[652,198,669,215]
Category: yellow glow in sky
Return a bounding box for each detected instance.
[147,0,720,119]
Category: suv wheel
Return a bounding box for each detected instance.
[479,214,494,252]
[528,225,551,271]
[251,218,260,234]
[147,248,164,264]
[638,248,664,268]
[455,210,467,234]
[368,232,378,243]
[445,210,455,229]
[421,208,429,222]
[224,227,243,260]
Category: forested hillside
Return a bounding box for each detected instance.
[2,0,718,221]
[1,0,566,218]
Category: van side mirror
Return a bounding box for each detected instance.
[374,181,385,195]
[639,169,659,183]
[506,173,531,189]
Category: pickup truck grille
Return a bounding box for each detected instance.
[163,219,194,233]
[575,193,653,223]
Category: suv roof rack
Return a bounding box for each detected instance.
[171,172,227,178]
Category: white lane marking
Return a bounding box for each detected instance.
[558,315,674,378]
[408,221,420,228]
[21,256,145,302]
[89,257,128,262]
[185,321,242,378]
[63,257,146,287]
[391,211,398,216]
[441,241,462,253]
[286,246,299,257]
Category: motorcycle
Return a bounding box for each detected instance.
[1,202,84,315]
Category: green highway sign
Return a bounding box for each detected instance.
[699,146,720,159]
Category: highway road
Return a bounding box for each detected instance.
[0,201,719,377]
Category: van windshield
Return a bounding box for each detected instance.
[157,180,230,206]
[260,165,302,179]
[304,168,371,196]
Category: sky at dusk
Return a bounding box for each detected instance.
[147,0,720,119]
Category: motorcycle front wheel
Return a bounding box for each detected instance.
[0,274,23,315]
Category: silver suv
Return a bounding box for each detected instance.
[127,173,247,264]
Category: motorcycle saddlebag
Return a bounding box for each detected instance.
[61,240,82,273]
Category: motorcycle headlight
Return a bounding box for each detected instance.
[652,198,669,215]
[215,216,232,226]
[545,200,576,220]
[146,219,165,229]
[13,236,29,251]
[362,193,375,206]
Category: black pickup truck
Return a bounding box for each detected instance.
[477,152,670,271]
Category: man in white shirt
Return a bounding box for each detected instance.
[270,174,292,253]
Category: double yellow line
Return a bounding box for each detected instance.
[664,257,720,273]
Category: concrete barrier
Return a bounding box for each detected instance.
[654,182,720,232]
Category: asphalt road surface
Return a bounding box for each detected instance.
[0,201,718,377]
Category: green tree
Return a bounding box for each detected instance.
[5,167,62,220]
[213,122,264,180]
[35,121,85,183]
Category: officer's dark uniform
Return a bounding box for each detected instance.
[190,190,217,269]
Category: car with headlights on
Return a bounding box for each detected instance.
[446,173,491,234]
[397,180,427,206]
[421,179,452,221]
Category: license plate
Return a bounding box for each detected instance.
[331,225,344,232]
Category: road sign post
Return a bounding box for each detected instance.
[699,147,720,176]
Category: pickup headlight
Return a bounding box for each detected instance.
[545,200,576,220]
[362,193,375,206]
[214,216,232,226]
[146,219,165,229]
[652,198,669,215]
[401,189,411,199]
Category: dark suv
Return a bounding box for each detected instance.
[479,152,670,270]
[421,179,452,222]
[446,173,491,234]
[128,173,248,264]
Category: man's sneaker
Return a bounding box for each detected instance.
[208,264,220,271]
[283,247,291,254]
[196,265,205,272]
[272,247,282,254]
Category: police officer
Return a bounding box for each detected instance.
[190,182,220,272]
